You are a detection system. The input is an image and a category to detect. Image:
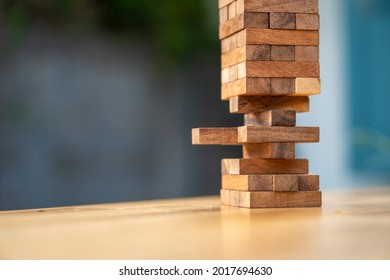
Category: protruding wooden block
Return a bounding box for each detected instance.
[242,143,295,158]
[271,46,295,61]
[192,128,237,145]
[295,78,321,95]
[296,13,319,30]
[271,78,295,94]
[244,110,296,126]
[229,96,310,113]
[238,126,319,143]
[270,13,296,29]
[222,158,309,175]
[295,46,319,61]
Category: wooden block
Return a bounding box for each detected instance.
[273,175,299,191]
[295,78,321,95]
[220,12,270,39]
[229,64,238,82]
[244,12,269,28]
[298,174,320,191]
[242,143,295,158]
[221,45,246,68]
[219,0,236,9]
[270,13,296,29]
[221,33,238,53]
[192,128,238,145]
[222,174,274,191]
[271,78,295,94]
[271,46,295,61]
[219,6,228,23]
[245,61,320,78]
[245,28,319,46]
[221,78,271,100]
[220,189,230,205]
[237,62,246,79]
[221,45,270,68]
[228,2,237,19]
[229,96,310,113]
[239,191,322,208]
[296,13,319,30]
[244,110,296,126]
[247,45,271,61]
[221,68,230,84]
[240,0,319,14]
[295,46,319,61]
[238,126,319,143]
[222,158,308,175]
[229,190,241,207]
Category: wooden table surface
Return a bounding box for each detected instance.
[0,188,389,260]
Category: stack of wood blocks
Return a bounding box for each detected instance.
[192,0,321,208]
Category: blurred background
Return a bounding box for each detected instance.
[0,0,389,210]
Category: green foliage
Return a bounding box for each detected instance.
[0,0,219,66]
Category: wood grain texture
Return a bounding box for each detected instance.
[244,110,296,126]
[273,175,299,191]
[295,46,319,61]
[270,13,296,29]
[298,174,320,191]
[242,143,295,158]
[230,96,310,113]
[192,128,238,145]
[229,190,322,208]
[245,28,319,46]
[271,78,295,94]
[229,190,241,207]
[222,174,274,191]
[238,126,319,143]
[295,78,321,95]
[242,0,319,13]
[296,13,319,30]
[221,78,271,100]
[245,61,320,78]
[222,158,309,174]
[271,46,295,61]
[221,45,270,68]
[220,12,270,39]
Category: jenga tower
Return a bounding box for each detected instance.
[192,0,321,208]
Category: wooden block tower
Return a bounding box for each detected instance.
[192,0,321,208]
